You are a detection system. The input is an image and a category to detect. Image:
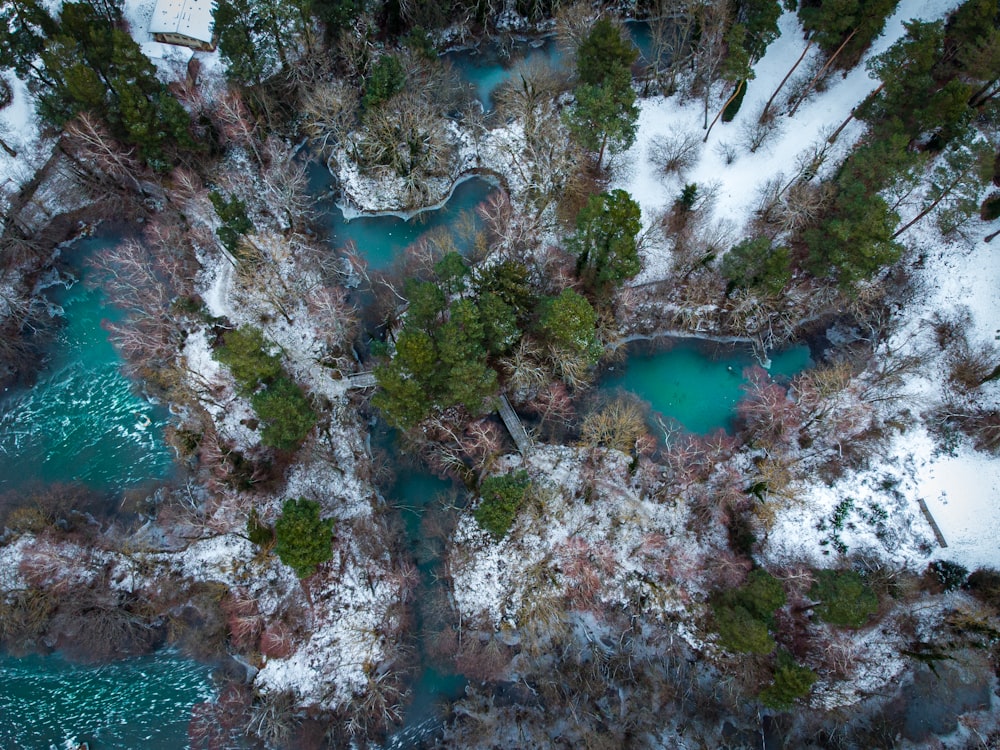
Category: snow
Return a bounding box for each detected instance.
[0,73,50,192]
[449,446,697,628]
[610,0,965,284]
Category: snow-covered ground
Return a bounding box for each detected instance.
[607,0,999,571]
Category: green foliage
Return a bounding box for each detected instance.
[741,569,788,619]
[404,279,447,330]
[307,0,360,40]
[246,508,274,546]
[982,192,1000,221]
[722,80,749,122]
[474,470,531,539]
[798,0,899,67]
[374,278,499,430]
[802,177,902,287]
[711,569,786,654]
[759,650,817,709]
[0,0,57,79]
[576,18,638,86]
[564,65,638,169]
[721,236,791,295]
[860,20,972,145]
[537,289,602,366]
[214,326,282,394]
[213,0,311,84]
[569,189,642,295]
[252,376,317,451]
[927,560,969,591]
[477,292,520,356]
[214,326,315,451]
[721,24,754,85]
[810,569,878,627]
[714,603,777,654]
[472,260,535,318]
[274,498,334,578]
[210,192,255,258]
[364,54,406,109]
[678,183,699,210]
[27,1,193,170]
[434,251,469,294]
[736,0,782,61]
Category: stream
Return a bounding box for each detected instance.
[0,26,811,748]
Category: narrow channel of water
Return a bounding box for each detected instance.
[376,438,467,749]
[448,37,564,111]
[310,173,497,270]
[0,232,173,493]
[0,649,215,749]
[600,339,812,435]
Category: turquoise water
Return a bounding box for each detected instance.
[0,650,215,749]
[383,466,467,748]
[318,177,497,269]
[448,38,564,111]
[601,339,812,435]
[0,234,173,492]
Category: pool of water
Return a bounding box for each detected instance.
[0,649,215,749]
[0,233,173,493]
[601,338,812,435]
[313,175,497,270]
[448,37,564,111]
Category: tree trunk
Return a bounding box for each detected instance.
[892,173,964,239]
[0,136,16,158]
[827,82,884,143]
[788,28,859,118]
[760,37,813,123]
[704,80,745,142]
[969,78,1000,108]
[985,227,1000,243]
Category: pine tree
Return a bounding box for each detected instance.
[569,189,642,295]
[564,66,639,170]
[576,17,638,86]
[274,498,334,578]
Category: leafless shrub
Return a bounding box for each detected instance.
[948,341,1000,391]
[714,139,738,165]
[555,1,598,59]
[188,682,254,750]
[246,689,299,747]
[580,397,650,455]
[649,132,701,176]
[0,587,58,652]
[740,104,784,153]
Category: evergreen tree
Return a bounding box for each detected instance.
[721,236,791,295]
[363,54,406,109]
[564,66,639,169]
[274,498,334,578]
[30,2,193,170]
[809,569,878,627]
[860,20,972,146]
[252,377,317,451]
[213,0,305,85]
[0,0,57,81]
[798,0,899,68]
[569,189,642,295]
[537,289,602,366]
[214,325,283,394]
[576,17,638,86]
[210,191,255,258]
[735,0,782,62]
[759,650,817,708]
